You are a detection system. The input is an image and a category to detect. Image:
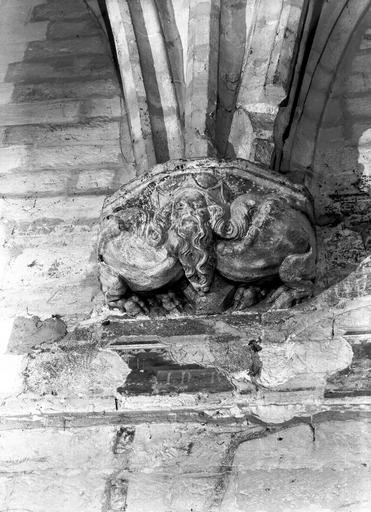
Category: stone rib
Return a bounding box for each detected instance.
[154,0,186,128]
[229,0,307,166]
[215,0,249,158]
[140,0,184,160]
[106,0,156,173]
[185,0,220,158]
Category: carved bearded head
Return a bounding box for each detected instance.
[149,188,215,293]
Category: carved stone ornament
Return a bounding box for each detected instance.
[98,159,316,316]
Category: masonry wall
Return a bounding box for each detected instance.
[313,7,371,289]
[0,2,370,512]
[0,0,135,328]
[282,0,371,292]
[0,420,370,512]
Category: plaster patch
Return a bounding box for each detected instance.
[257,336,353,389]
[7,315,67,354]
[25,348,130,398]
[248,404,310,424]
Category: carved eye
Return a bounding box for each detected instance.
[176,201,186,210]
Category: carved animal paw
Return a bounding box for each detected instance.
[230,286,262,311]
[267,285,309,310]
[107,294,149,316]
[147,292,184,317]
[157,292,183,313]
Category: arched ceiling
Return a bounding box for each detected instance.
[282,0,371,222]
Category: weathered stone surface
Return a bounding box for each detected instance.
[6,54,115,84]
[0,0,134,330]
[106,0,157,173]
[25,35,109,60]
[7,315,67,354]
[99,158,316,314]
[1,418,369,512]
[282,0,371,238]
[1,120,122,146]
[47,18,102,39]
[220,421,371,512]
[316,226,368,292]
[0,416,369,511]
[25,348,129,399]
[0,97,122,126]
[228,0,306,165]
[0,2,371,511]
[12,77,120,102]
[123,423,233,512]
[0,143,122,176]
[106,0,308,164]
[0,425,126,512]
[32,0,95,22]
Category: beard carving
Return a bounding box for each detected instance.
[171,192,215,293]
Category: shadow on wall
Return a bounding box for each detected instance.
[312,122,371,297]
[279,0,371,298]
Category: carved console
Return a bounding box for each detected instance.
[98,159,316,315]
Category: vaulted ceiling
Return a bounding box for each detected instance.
[105,0,314,171]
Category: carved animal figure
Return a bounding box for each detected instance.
[98,159,316,314]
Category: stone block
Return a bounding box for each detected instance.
[0,195,105,223]
[6,55,115,85]
[2,120,121,146]
[0,97,122,126]
[0,425,121,512]
[32,0,92,21]
[12,78,120,102]
[0,283,100,322]
[0,143,122,177]
[346,96,371,118]
[0,167,119,197]
[25,348,129,398]
[220,421,371,512]
[25,35,108,60]
[47,18,101,40]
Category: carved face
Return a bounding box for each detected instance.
[170,189,214,293]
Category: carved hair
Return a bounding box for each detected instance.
[146,204,172,247]
[175,208,214,293]
[211,197,255,240]
[147,190,215,292]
